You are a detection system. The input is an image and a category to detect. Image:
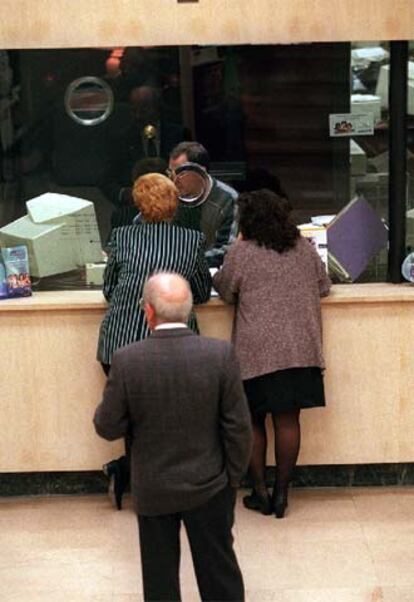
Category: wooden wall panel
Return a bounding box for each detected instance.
[0,309,124,472]
[0,1,413,49]
[1,287,414,472]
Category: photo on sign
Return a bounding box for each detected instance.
[329,113,374,137]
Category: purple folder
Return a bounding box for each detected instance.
[327,196,388,281]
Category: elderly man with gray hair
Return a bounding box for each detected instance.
[94,272,252,602]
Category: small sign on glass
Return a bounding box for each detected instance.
[329,113,374,137]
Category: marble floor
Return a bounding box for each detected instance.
[1,487,413,601]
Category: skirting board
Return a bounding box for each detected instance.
[1,464,414,497]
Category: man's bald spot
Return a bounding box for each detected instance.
[148,273,191,305]
[143,272,193,324]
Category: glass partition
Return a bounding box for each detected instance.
[0,43,392,290]
[405,42,414,261]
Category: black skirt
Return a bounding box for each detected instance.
[243,367,326,415]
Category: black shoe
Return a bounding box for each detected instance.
[273,488,288,519]
[243,490,272,515]
[103,457,127,510]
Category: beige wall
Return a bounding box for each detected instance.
[0,0,413,49]
[0,285,413,473]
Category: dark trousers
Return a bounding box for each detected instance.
[138,486,244,602]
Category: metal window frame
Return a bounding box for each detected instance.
[388,41,408,283]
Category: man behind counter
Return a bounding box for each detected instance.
[118,141,239,268]
[169,141,238,268]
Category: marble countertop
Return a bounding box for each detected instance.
[0,283,413,312]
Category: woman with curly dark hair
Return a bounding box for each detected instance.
[213,189,331,518]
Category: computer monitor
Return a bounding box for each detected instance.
[0,193,103,278]
[376,62,414,115]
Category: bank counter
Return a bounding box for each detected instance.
[1,283,413,473]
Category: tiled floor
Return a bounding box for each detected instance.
[1,487,413,601]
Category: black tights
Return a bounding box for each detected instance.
[248,410,301,496]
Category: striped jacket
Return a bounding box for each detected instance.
[97,222,212,364]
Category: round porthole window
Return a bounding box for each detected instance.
[64,76,114,126]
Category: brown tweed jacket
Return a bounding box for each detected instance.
[213,237,331,380]
[93,328,252,516]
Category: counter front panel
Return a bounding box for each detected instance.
[1,284,413,472]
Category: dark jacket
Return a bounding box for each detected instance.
[97,222,211,364]
[175,178,238,268]
[201,179,238,267]
[94,328,252,516]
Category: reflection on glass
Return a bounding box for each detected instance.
[174,163,212,207]
[347,42,390,281]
